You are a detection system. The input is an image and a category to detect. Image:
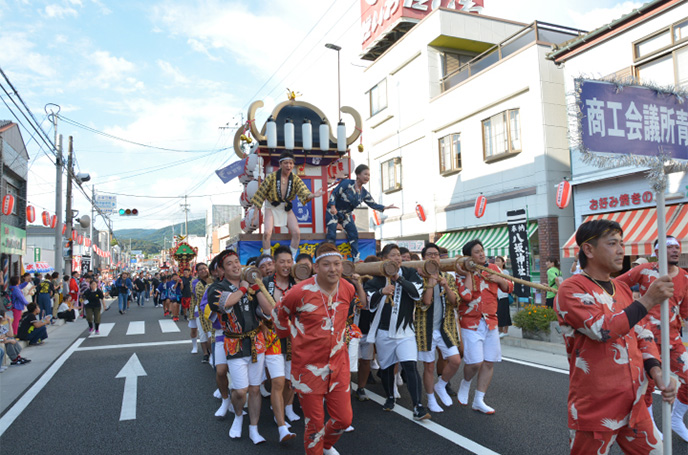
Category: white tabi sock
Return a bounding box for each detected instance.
[472,391,495,415]
[229,414,243,439]
[274,416,291,428]
[191,338,198,354]
[458,379,472,406]
[672,400,688,442]
[434,379,453,407]
[215,398,231,419]
[249,425,266,445]
[278,424,296,443]
[285,404,300,421]
[213,388,222,399]
[260,383,271,397]
[426,393,443,413]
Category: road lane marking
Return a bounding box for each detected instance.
[126,321,145,335]
[351,384,500,455]
[116,354,147,421]
[77,340,189,351]
[159,319,180,333]
[90,322,114,337]
[0,337,85,437]
[502,357,568,375]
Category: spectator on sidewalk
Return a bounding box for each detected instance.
[57,295,78,322]
[17,303,49,345]
[51,271,61,319]
[83,280,105,334]
[495,256,512,338]
[546,258,562,309]
[8,276,29,334]
[0,308,30,365]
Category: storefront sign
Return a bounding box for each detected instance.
[361,0,483,50]
[34,247,41,262]
[589,190,653,211]
[0,223,26,255]
[238,238,376,264]
[507,209,531,298]
[579,79,688,160]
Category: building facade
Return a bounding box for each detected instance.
[0,121,29,282]
[360,7,582,283]
[549,0,688,268]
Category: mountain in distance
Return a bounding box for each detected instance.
[113,218,205,256]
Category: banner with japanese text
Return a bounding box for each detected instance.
[507,209,532,298]
[578,79,688,160]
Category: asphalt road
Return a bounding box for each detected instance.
[0,302,685,454]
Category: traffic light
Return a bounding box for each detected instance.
[118,208,139,216]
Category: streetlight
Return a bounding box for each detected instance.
[325,43,342,120]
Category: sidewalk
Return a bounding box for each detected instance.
[500,325,569,371]
[0,299,114,416]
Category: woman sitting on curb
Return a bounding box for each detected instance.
[17,303,50,346]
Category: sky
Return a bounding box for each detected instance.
[0,0,644,235]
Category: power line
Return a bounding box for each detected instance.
[96,190,237,198]
[57,114,232,154]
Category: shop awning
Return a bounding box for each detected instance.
[436,223,538,258]
[667,204,688,250]
[561,205,683,258]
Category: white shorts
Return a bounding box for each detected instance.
[189,317,210,342]
[461,319,502,365]
[265,201,288,227]
[418,329,460,363]
[359,338,374,361]
[188,318,197,329]
[265,353,285,379]
[214,339,227,366]
[374,330,418,370]
[284,359,291,380]
[348,338,359,373]
[227,354,266,390]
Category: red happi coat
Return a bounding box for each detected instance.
[276,276,356,395]
[617,263,688,345]
[458,264,514,331]
[555,274,660,431]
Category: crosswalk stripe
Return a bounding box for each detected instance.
[126,321,146,335]
[90,322,115,338]
[159,319,180,333]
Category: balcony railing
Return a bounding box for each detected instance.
[440,21,586,93]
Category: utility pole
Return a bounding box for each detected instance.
[64,136,74,276]
[180,195,190,237]
[91,185,95,272]
[54,134,63,278]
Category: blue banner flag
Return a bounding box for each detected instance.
[578,79,688,160]
[215,158,247,184]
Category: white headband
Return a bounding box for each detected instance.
[279,157,294,163]
[258,257,273,267]
[314,252,342,262]
[656,238,681,248]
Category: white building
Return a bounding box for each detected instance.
[548,0,688,267]
[360,6,582,281]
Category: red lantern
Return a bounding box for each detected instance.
[372,211,381,226]
[77,235,83,245]
[41,210,50,226]
[50,215,57,229]
[62,224,67,235]
[85,238,91,247]
[556,180,572,209]
[72,230,78,241]
[1,194,14,215]
[474,195,487,218]
[415,203,426,222]
[26,205,36,223]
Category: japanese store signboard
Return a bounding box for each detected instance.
[579,79,688,160]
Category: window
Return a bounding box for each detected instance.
[633,16,688,89]
[440,52,474,78]
[369,79,387,117]
[438,133,461,174]
[635,30,671,59]
[482,109,521,161]
[381,157,401,193]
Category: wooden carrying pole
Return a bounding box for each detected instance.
[242,266,277,307]
[342,260,398,278]
[442,257,556,294]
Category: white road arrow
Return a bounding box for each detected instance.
[116,353,147,421]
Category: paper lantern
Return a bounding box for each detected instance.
[41,210,51,226]
[240,188,251,208]
[266,116,277,149]
[415,204,427,222]
[72,230,78,241]
[284,118,295,150]
[319,119,329,151]
[245,153,259,177]
[556,180,572,209]
[337,121,346,152]
[302,119,312,151]
[50,215,57,229]
[85,238,91,247]
[77,235,83,245]
[26,205,36,223]
[1,194,14,215]
[62,224,67,235]
[474,195,487,218]
[246,180,259,199]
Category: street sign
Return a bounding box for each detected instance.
[95,194,117,215]
[34,247,41,262]
[131,258,137,264]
